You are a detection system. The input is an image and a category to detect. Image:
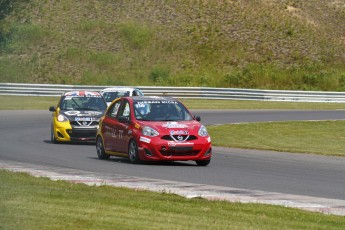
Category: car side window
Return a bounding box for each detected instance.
[107,100,121,118]
[133,90,141,96]
[178,104,193,120]
[60,97,73,110]
[117,100,130,119]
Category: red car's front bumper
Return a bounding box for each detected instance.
[136,136,212,161]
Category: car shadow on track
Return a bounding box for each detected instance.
[88,156,197,167]
[43,140,198,166]
[43,140,96,146]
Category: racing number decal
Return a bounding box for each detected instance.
[111,129,117,137]
[118,130,124,139]
[106,126,124,138]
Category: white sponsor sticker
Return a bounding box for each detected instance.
[207,136,211,143]
[84,111,103,116]
[140,136,151,143]
[168,141,194,146]
[64,111,80,116]
[170,130,188,135]
[162,122,187,129]
[75,117,92,121]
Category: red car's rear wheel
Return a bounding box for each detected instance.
[96,136,110,160]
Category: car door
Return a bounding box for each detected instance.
[113,100,131,153]
[101,100,122,151]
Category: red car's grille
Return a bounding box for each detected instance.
[161,135,197,141]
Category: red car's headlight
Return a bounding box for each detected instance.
[142,126,159,137]
[198,125,209,137]
[57,114,69,122]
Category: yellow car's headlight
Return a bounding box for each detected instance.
[57,114,69,122]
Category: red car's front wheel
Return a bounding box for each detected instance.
[195,159,211,166]
[128,139,140,164]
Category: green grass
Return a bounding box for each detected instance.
[208,120,345,156]
[180,99,345,110]
[0,95,58,110]
[1,169,344,230]
[1,1,345,90]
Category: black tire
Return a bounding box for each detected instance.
[51,125,59,144]
[195,159,210,166]
[96,136,110,160]
[128,139,140,164]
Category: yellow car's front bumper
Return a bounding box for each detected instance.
[51,119,98,142]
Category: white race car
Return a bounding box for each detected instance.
[100,87,144,106]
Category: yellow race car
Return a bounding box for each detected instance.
[49,91,107,143]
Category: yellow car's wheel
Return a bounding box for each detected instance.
[50,124,59,144]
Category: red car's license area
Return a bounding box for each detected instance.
[169,146,193,152]
[160,145,198,156]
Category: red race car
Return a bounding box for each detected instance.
[96,96,212,166]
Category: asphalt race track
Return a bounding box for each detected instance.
[1,109,345,214]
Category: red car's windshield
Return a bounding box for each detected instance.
[133,99,193,121]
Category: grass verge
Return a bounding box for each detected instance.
[208,120,345,157]
[180,99,345,110]
[1,169,344,230]
[0,95,58,110]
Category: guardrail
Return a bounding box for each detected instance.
[1,83,345,103]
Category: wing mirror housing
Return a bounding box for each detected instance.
[49,106,56,112]
[194,116,201,122]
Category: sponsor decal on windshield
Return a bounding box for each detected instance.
[136,100,177,105]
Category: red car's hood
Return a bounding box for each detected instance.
[137,120,202,135]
